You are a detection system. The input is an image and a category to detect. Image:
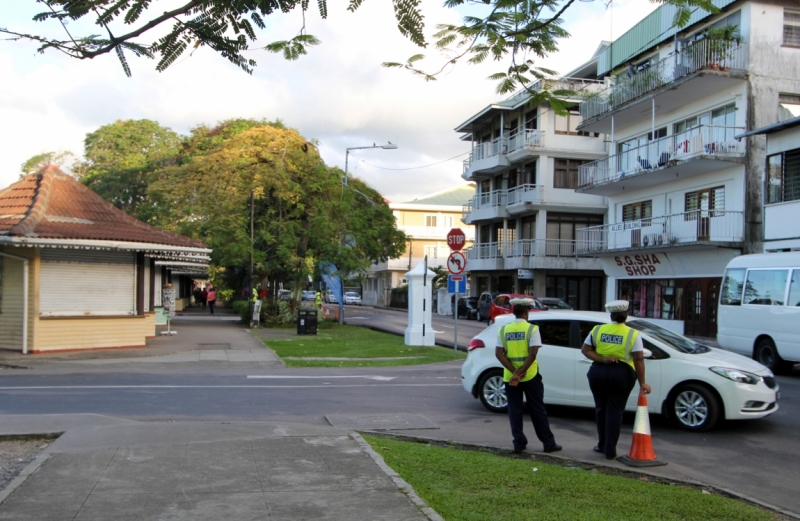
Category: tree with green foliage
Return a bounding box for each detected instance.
[148,119,406,296]
[3,0,718,97]
[19,150,85,179]
[81,119,182,223]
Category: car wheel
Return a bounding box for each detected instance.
[754,338,793,374]
[669,383,720,431]
[478,370,507,413]
[476,310,483,322]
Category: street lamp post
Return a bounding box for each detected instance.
[343,142,398,185]
[338,141,398,325]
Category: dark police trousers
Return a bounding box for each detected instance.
[587,362,637,458]
[505,373,558,452]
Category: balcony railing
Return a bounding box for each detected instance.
[465,239,587,260]
[506,129,546,154]
[462,189,508,218]
[463,135,507,173]
[581,39,748,121]
[506,184,544,206]
[576,210,744,254]
[578,125,744,189]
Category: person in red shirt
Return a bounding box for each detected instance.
[201,287,208,309]
[206,285,217,315]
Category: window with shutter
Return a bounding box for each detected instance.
[554,159,589,189]
[784,9,800,47]
[622,201,652,221]
[685,187,724,220]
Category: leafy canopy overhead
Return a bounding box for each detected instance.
[4,0,718,93]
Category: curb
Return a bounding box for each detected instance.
[351,432,444,521]
[361,431,800,521]
[0,452,50,507]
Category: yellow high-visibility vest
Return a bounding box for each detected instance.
[498,320,539,383]
[591,323,638,369]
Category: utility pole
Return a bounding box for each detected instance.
[249,189,255,323]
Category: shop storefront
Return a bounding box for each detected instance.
[600,249,740,338]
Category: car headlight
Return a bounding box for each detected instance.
[709,367,762,385]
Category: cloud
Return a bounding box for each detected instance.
[0,0,658,202]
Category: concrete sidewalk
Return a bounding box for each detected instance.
[0,309,285,370]
[0,415,436,521]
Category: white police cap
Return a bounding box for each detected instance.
[605,300,630,312]
[509,297,536,306]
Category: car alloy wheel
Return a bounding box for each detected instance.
[670,384,719,431]
[478,369,507,413]
[476,311,482,322]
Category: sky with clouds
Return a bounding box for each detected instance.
[0,0,659,203]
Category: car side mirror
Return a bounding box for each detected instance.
[543,306,550,310]
[642,348,654,360]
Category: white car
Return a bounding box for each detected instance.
[344,292,362,305]
[461,311,779,431]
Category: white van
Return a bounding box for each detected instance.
[717,252,800,372]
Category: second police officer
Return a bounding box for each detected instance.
[581,300,651,460]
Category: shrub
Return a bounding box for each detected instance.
[232,300,250,323]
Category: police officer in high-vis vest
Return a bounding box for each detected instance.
[496,297,562,454]
[581,300,651,460]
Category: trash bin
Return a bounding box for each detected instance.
[297,309,318,335]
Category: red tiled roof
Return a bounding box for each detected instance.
[0,165,207,250]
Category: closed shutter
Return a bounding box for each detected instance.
[40,250,136,316]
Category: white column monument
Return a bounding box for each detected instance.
[404,261,436,346]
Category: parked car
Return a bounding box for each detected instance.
[278,289,292,301]
[344,292,362,305]
[461,311,780,431]
[538,297,573,310]
[487,294,546,323]
[476,292,497,322]
[302,290,316,301]
[455,296,479,320]
[325,292,338,304]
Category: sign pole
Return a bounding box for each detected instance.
[453,292,459,353]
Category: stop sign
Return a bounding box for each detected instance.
[447,228,466,251]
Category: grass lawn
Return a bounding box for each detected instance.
[262,324,465,367]
[363,435,781,521]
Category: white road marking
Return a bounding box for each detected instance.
[0,384,457,390]
[247,375,395,381]
[346,317,366,320]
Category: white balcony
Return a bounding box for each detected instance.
[370,257,448,272]
[462,190,510,224]
[576,210,744,255]
[577,125,745,195]
[464,239,602,271]
[399,225,475,241]
[463,136,511,179]
[579,40,748,134]
[505,129,546,162]
[506,184,545,215]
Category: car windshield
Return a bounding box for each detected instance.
[627,320,710,354]
[545,300,571,309]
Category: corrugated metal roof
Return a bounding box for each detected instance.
[597,0,737,75]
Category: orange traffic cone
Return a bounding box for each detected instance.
[617,391,667,467]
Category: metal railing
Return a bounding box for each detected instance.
[462,189,508,218]
[581,40,748,121]
[399,225,474,240]
[506,129,546,154]
[466,239,587,260]
[578,125,745,189]
[506,184,544,206]
[576,210,744,254]
[463,136,507,173]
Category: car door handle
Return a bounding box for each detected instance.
[579,359,592,364]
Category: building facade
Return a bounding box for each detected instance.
[0,166,209,353]
[363,185,475,307]
[574,0,800,337]
[456,74,610,310]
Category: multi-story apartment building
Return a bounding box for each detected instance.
[574,0,800,337]
[456,71,610,311]
[737,115,800,251]
[363,184,475,307]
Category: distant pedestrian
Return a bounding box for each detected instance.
[201,287,208,309]
[496,297,562,454]
[207,285,217,315]
[315,291,322,312]
[581,300,651,460]
[193,286,202,307]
